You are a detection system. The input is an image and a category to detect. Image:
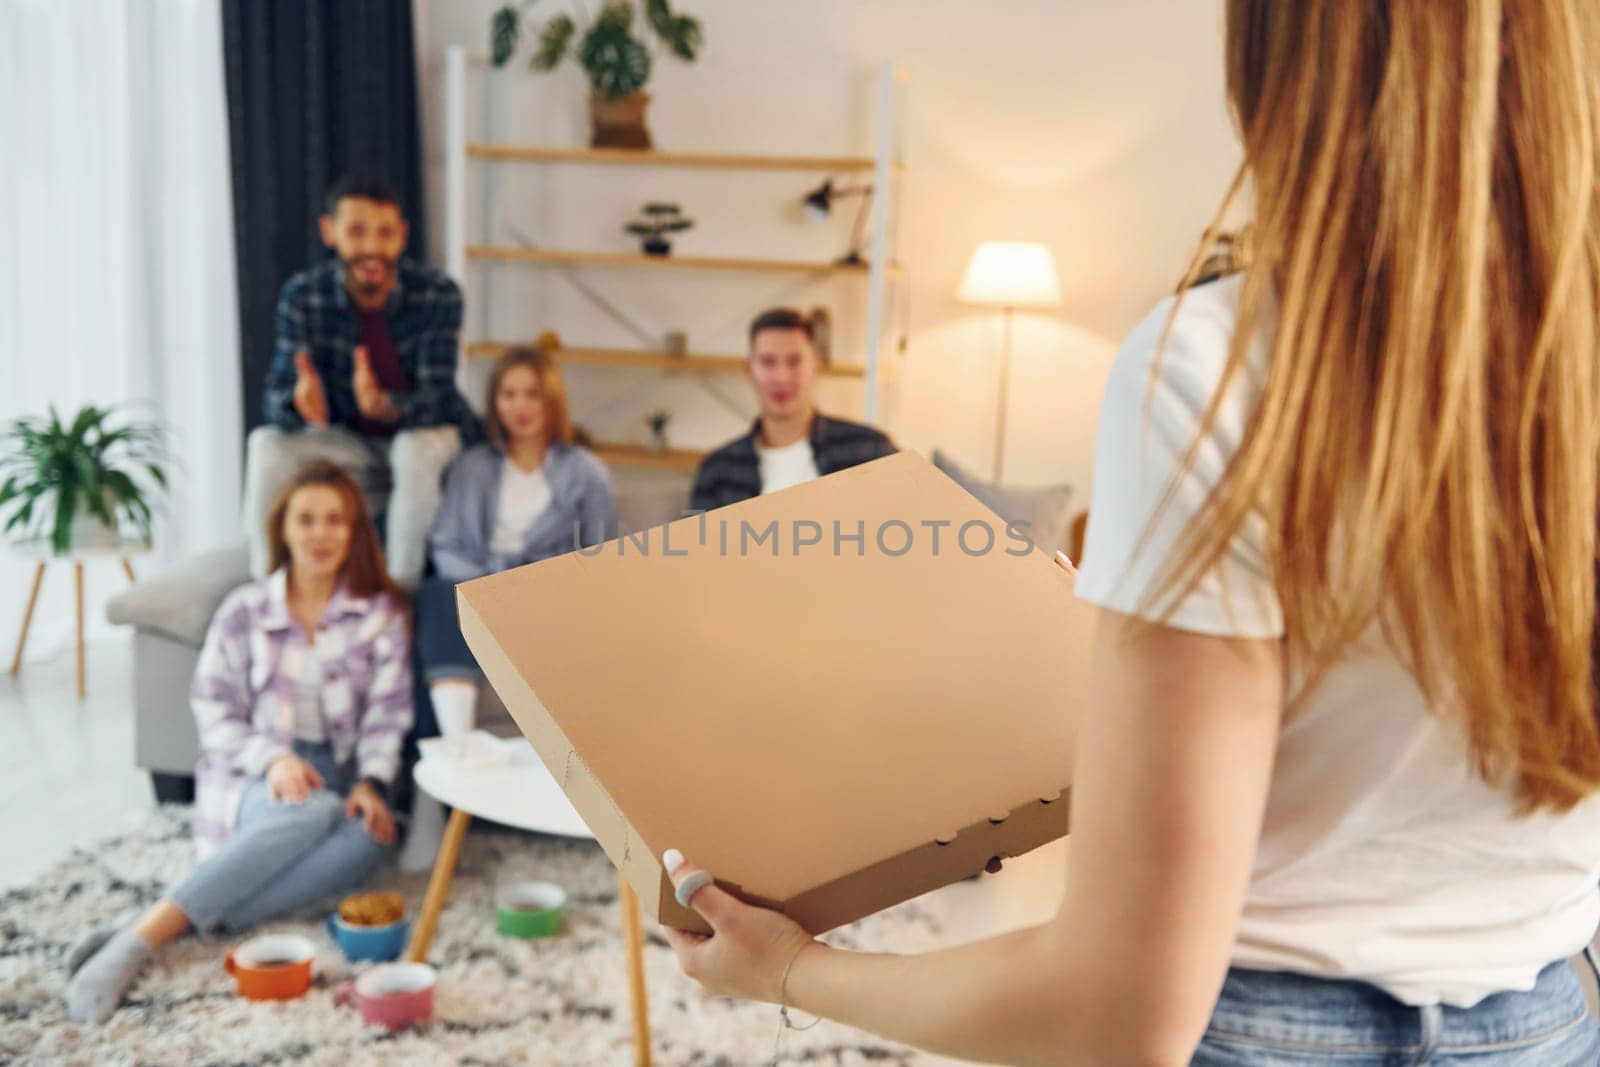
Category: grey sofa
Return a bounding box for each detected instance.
[106,469,694,801]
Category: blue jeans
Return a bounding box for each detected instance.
[1192,957,1600,1065]
[168,741,391,933]
[411,575,482,746]
[415,576,481,687]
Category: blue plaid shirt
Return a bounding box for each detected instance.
[265,258,478,435]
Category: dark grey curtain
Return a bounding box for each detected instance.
[221,1,428,433]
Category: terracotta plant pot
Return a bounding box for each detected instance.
[590,91,653,149]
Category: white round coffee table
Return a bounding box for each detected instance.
[403,737,655,1066]
[411,737,593,838]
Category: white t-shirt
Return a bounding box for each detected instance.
[1075,273,1600,1007]
[490,463,554,556]
[280,639,326,743]
[757,437,820,495]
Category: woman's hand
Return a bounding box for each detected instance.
[266,753,324,804]
[346,782,396,845]
[660,849,817,1004]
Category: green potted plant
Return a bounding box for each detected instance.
[490,0,704,149]
[625,202,694,256]
[644,409,671,453]
[0,405,169,554]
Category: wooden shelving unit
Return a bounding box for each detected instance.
[443,48,905,470]
[466,341,868,380]
[589,442,706,473]
[466,245,895,277]
[467,143,882,173]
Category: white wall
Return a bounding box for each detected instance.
[413,0,1242,498]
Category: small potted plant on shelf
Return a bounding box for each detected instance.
[645,410,671,453]
[0,405,169,554]
[490,0,704,150]
[626,203,693,256]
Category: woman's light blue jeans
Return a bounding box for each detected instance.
[1192,955,1600,1065]
[168,741,392,933]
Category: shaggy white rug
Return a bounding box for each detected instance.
[0,806,950,1066]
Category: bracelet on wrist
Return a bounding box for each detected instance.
[769,941,821,1067]
[777,940,820,1028]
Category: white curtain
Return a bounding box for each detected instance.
[0,0,241,661]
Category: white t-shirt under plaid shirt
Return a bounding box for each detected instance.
[278,637,326,742]
[1074,273,1600,1008]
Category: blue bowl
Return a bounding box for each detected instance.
[327,913,410,962]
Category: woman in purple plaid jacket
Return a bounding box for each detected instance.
[63,460,413,1024]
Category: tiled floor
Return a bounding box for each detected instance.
[0,638,155,890]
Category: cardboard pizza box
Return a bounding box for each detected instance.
[456,450,1093,935]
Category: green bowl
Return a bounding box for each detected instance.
[496,882,566,939]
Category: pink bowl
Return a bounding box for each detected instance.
[336,962,435,1030]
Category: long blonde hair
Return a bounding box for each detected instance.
[483,343,579,451]
[1161,0,1600,811]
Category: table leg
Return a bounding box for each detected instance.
[73,562,85,699]
[405,807,471,963]
[9,562,45,677]
[121,559,136,583]
[619,875,653,1067]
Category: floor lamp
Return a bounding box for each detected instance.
[956,242,1064,481]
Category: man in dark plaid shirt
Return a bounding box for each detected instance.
[689,308,895,513]
[242,174,478,587]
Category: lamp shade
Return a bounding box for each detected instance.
[956,242,1063,309]
[802,180,835,220]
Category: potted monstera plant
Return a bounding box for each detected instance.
[490,0,703,149]
[0,405,169,554]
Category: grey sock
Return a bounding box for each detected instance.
[64,928,153,1024]
[64,909,139,976]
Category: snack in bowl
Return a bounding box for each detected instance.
[329,892,410,961]
[339,891,405,928]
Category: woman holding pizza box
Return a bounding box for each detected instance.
[660,1,1600,1062]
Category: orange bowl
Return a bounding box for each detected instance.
[224,934,315,1001]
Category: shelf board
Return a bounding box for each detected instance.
[467,143,884,173]
[466,341,868,380]
[591,441,705,473]
[468,245,894,276]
